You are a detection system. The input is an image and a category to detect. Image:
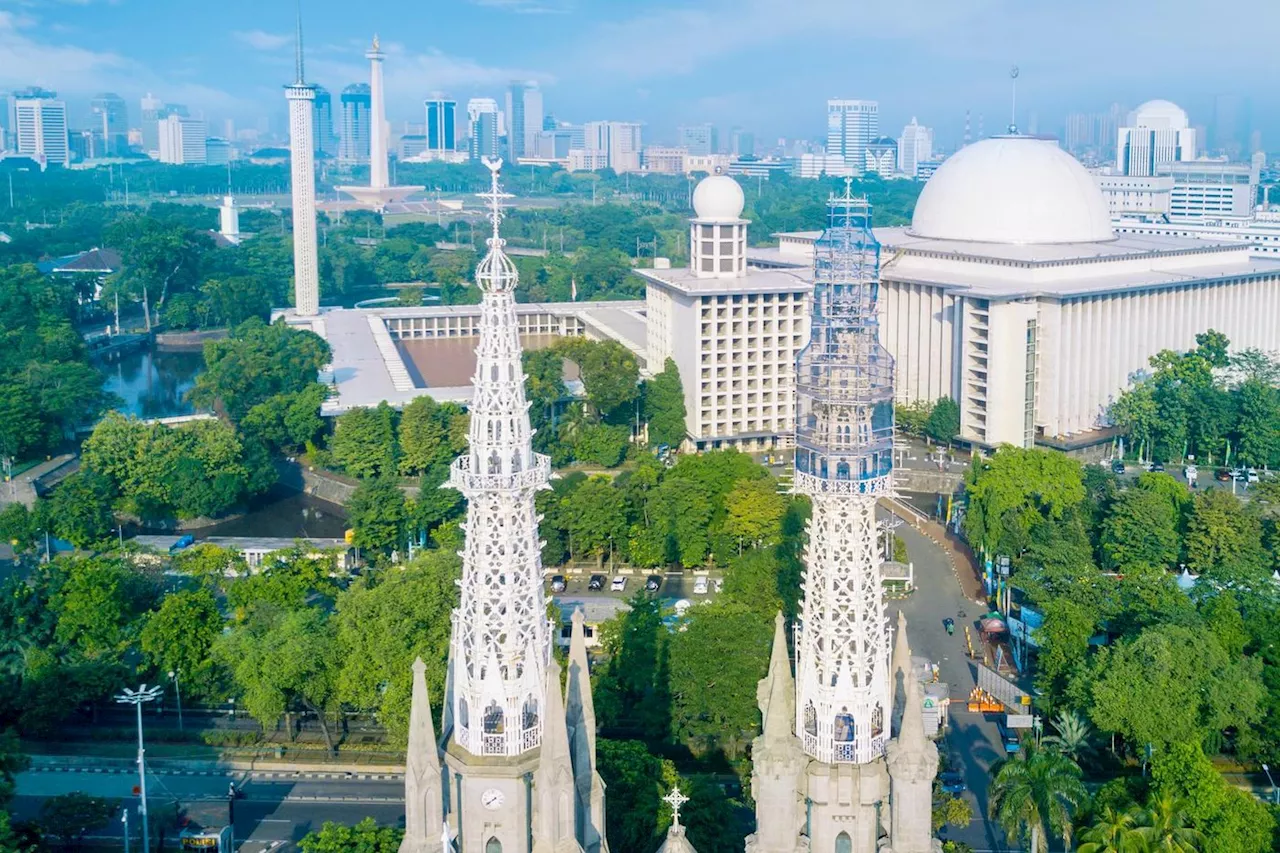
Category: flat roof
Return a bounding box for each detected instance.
[637,265,813,296]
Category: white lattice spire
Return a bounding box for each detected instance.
[448,158,553,758]
[793,187,895,766]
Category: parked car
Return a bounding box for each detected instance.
[1216,467,1232,482]
[938,771,966,794]
[170,534,195,553]
[713,577,724,593]
[610,576,627,592]
[645,575,662,592]
[1248,468,1260,484]
[1150,461,1165,473]
[1184,465,1198,483]
[587,574,605,591]
[693,576,709,595]
[550,575,567,593]
[994,718,1021,754]
[1110,459,1126,474]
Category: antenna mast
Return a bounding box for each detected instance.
[294,1,306,84]
[1008,65,1020,134]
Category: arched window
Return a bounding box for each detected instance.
[459,698,470,729]
[486,837,502,853]
[804,702,818,735]
[834,709,855,742]
[522,695,539,730]
[835,831,852,853]
[483,702,504,734]
[871,704,884,737]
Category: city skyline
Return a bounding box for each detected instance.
[1,0,1278,150]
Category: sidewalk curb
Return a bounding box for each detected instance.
[29,754,405,777]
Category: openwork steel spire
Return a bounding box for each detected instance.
[793,181,895,766]
[293,1,306,85]
[448,158,552,758]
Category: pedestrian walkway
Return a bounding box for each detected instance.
[1,453,77,509]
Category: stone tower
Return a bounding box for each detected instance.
[748,185,938,853]
[400,160,606,853]
[283,9,320,317]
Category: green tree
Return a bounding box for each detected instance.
[1151,742,1272,853]
[298,818,403,853]
[52,557,155,661]
[1100,488,1180,572]
[346,478,409,555]
[666,600,771,758]
[593,597,671,739]
[139,588,224,700]
[1184,488,1268,585]
[331,403,399,479]
[397,396,455,476]
[106,216,209,322]
[597,738,672,853]
[218,606,342,752]
[556,338,639,419]
[643,358,687,448]
[46,471,116,548]
[334,551,460,744]
[1076,805,1144,853]
[573,422,630,467]
[1041,709,1095,764]
[38,792,114,850]
[987,744,1087,853]
[924,396,960,445]
[1235,379,1280,468]
[894,400,932,438]
[240,383,329,455]
[933,794,975,834]
[566,477,627,567]
[191,319,330,420]
[224,546,340,615]
[722,477,786,553]
[1134,792,1206,853]
[963,447,1086,556]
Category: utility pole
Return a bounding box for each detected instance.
[115,684,163,853]
[168,670,184,731]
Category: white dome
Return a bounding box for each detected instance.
[908,136,1114,245]
[1130,99,1189,130]
[692,175,745,221]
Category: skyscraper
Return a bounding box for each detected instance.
[157,115,207,164]
[679,123,717,156]
[285,13,320,317]
[424,95,456,153]
[582,121,642,172]
[467,98,499,160]
[339,83,372,164]
[140,92,162,155]
[1116,100,1196,176]
[91,93,129,155]
[896,118,933,178]
[504,80,542,162]
[312,86,336,156]
[827,100,879,171]
[14,89,68,168]
[747,187,938,853]
[395,160,607,852]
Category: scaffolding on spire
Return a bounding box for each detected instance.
[792,181,895,766]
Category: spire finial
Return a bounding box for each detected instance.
[663,785,690,828]
[373,33,381,52]
[294,1,305,84]
[479,157,511,246]
[1008,65,1020,135]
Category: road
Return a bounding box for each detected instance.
[891,509,1014,852]
[13,768,406,851]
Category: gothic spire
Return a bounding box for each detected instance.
[400,658,443,853]
[897,660,927,753]
[759,612,795,743]
[566,608,598,756]
[532,656,580,853]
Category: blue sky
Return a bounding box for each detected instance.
[2,0,1278,150]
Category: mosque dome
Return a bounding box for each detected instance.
[692,174,745,221]
[1130,99,1190,130]
[907,136,1114,245]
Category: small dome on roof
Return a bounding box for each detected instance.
[692,174,745,221]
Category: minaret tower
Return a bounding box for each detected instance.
[284,7,320,317]
[442,158,557,852]
[792,181,896,851]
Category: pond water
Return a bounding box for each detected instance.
[194,487,348,540]
[99,347,206,419]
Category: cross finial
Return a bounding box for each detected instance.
[479,157,512,247]
[663,785,690,828]
[843,176,854,199]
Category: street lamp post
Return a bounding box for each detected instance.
[1264,763,1278,805]
[116,684,163,853]
[122,808,130,853]
[168,670,184,732]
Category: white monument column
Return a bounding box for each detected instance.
[284,15,320,317]
[367,36,389,191]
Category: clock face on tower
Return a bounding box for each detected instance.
[481,788,505,810]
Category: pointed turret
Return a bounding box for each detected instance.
[400,658,444,853]
[533,656,582,853]
[891,609,911,733]
[566,609,608,853]
[885,639,939,853]
[760,611,795,744]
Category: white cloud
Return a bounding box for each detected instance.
[232,29,291,51]
[469,0,571,14]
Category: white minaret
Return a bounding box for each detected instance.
[367,36,390,191]
[442,158,560,852]
[284,12,320,316]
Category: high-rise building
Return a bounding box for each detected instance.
[312,86,336,156]
[90,93,129,155]
[896,118,933,178]
[425,95,456,153]
[339,83,372,164]
[157,115,207,164]
[205,137,232,166]
[747,187,938,853]
[827,100,878,171]
[1116,100,1196,176]
[140,92,162,154]
[0,91,12,151]
[1211,93,1247,160]
[467,98,499,160]
[14,89,69,168]
[581,120,642,172]
[864,138,896,176]
[730,128,755,158]
[505,80,543,162]
[678,123,717,156]
[396,160,607,853]
[285,14,320,317]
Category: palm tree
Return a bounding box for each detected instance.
[987,742,1088,853]
[1135,792,1206,852]
[1077,804,1144,853]
[1042,708,1095,763]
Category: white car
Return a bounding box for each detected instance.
[1184,465,1198,482]
[610,576,626,592]
[1248,468,1260,484]
[713,578,724,593]
[693,576,709,595]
